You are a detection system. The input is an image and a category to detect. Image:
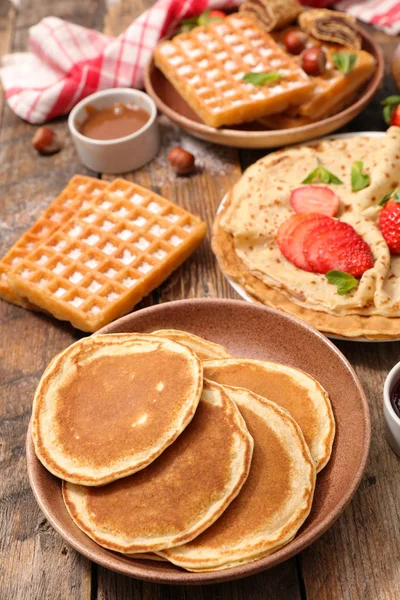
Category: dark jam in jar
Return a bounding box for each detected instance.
[391,378,400,418]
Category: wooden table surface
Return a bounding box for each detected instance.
[1,1,400,599]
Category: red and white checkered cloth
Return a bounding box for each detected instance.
[1,0,398,124]
[335,0,400,35]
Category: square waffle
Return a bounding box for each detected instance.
[154,13,314,128]
[5,177,207,331]
[267,30,376,120]
[0,176,109,308]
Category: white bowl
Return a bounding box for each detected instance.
[383,361,400,457]
[68,88,159,173]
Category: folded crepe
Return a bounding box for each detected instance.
[239,0,303,32]
[299,9,361,50]
[212,127,400,339]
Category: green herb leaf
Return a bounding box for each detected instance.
[176,16,199,33]
[379,188,400,205]
[242,72,282,86]
[379,189,394,206]
[331,52,357,74]
[381,95,400,107]
[198,9,223,26]
[302,166,343,185]
[381,95,400,125]
[177,10,223,33]
[351,161,370,192]
[383,104,394,125]
[326,270,359,295]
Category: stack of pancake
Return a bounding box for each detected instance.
[31,329,335,572]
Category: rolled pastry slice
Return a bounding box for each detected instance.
[298,9,361,50]
[239,0,303,32]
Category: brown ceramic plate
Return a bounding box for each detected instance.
[26,299,370,584]
[144,26,383,149]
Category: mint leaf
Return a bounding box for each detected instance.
[383,104,394,125]
[381,95,400,124]
[379,189,395,206]
[198,10,223,26]
[326,270,359,295]
[176,16,199,33]
[351,161,370,192]
[242,72,282,86]
[381,95,400,107]
[177,10,223,33]
[302,166,343,185]
[379,188,400,205]
[332,52,357,74]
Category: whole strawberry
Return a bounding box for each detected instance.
[379,193,400,254]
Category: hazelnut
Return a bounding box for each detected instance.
[167,147,195,175]
[284,30,307,55]
[301,47,327,77]
[32,127,63,155]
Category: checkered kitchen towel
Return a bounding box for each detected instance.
[1,0,399,124]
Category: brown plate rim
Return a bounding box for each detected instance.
[144,25,384,142]
[26,299,371,585]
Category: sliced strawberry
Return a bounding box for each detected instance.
[290,185,340,217]
[277,213,319,245]
[277,213,333,271]
[304,223,373,277]
[304,221,358,272]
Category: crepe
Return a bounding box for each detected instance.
[32,334,203,485]
[298,9,361,50]
[151,329,231,360]
[159,386,315,571]
[203,358,334,472]
[62,380,253,553]
[239,0,303,32]
[213,128,400,338]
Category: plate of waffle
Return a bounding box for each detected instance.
[213,129,400,341]
[144,5,383,148]
[27,299,370,583]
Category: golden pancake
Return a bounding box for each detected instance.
[32,333,203,486]
[62,380,253,553]
[151,329,231,360]
[159,386,315,571]
[128,553,167,561]
[203,358,335,472]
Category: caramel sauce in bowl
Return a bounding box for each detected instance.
[79,102,150,141]
[68,89,159,173]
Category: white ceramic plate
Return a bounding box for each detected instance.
[216,131,400,342]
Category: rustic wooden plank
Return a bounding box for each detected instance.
[0,1,106,599]
[2,0,398,598]
[97,560,302,600]
[0,4,15,129]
